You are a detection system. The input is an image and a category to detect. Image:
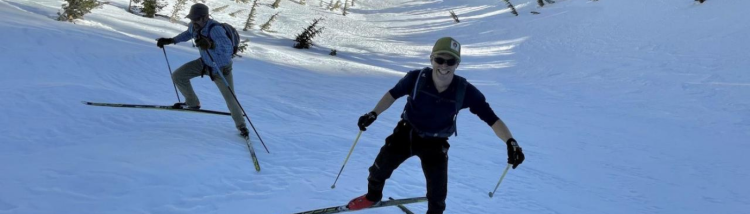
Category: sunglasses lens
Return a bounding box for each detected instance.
[446,59,457,66]
[434,57,457,66]
[434,57,445,64]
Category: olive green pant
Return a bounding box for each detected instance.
[172,59,245,129]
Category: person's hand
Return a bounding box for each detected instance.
[506,138,525,169]
[357,111,378,131]
[157,38,174,48]
[195,37,214,50]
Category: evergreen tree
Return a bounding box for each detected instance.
[238,39,250,53]
[57,0,101,22]
[272,0,282,8]
[294,18,324,49]
[212,5,229,13]
[343,0,349,16]
[142,0,167,18]
[230,9,246,17]
[449,10,460,23]
[502,0,518,16]
[330,0,341,11]
[170,0,188,23]
[244,0,260,31]
[260,12,280,32]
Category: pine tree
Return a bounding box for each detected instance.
[300,0,307,5]
[212,5,229,13]
[230,9,245,17]
[449,10,460,23]
[128,0,137,13]
[238,39,249,53]
[351,0,355,7]
[170,0,188,23]
[244,0,260,31]
[142,0,167,18]
[260,12,280,32]
[294,18,324,49]
[330,0,341,11]
[342,0,349,16]
[537,0,544,7]
[57,0,101,22]
[272,0,282,8]
[502,0,518,16]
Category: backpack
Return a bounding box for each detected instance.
[408,67,468,137]
[208,22,241,57]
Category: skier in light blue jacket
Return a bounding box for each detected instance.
[156,3,247,137]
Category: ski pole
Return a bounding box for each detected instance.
[203,50,270,153]
[488,163,512,198]
[331,130,363,189]
[161,47,181,102]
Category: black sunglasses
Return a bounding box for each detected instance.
[433,57,458,66]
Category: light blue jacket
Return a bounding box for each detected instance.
[173,19,233,73]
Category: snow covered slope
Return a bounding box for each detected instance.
[0,0,747,213]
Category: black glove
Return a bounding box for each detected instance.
[157,38,174,48]
[357,111,378,131]
[195,37,215,50]
[506,138,525,169]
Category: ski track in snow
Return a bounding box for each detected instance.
[1,0,749,214]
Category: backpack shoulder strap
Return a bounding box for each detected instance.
[206,22,219,38]
[411,67,430,100]
[452,76,468,137]
[454,76,468,112]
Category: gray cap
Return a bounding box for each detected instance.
[185,3,209,20]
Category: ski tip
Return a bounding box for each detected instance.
[81,101,90,104]
[330,185,336,189]
[488,192,494,198]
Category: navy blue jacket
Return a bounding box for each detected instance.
[389,68,500,138]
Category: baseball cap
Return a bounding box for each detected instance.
[431,37,461,61]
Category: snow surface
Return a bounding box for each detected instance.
[1,0,748,213]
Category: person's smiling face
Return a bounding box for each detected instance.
[430,53,460,83]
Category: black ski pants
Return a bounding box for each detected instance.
[365,120,450,214]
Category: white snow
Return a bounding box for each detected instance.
[1,0,748,213]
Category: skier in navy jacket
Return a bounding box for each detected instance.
[347,37,525,214]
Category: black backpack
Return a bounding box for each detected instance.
[208,22,241,57]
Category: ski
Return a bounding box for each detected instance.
[292,197,427,214]
[389,197,416,214]
[242,135,261,172]
[82,101,231,116]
